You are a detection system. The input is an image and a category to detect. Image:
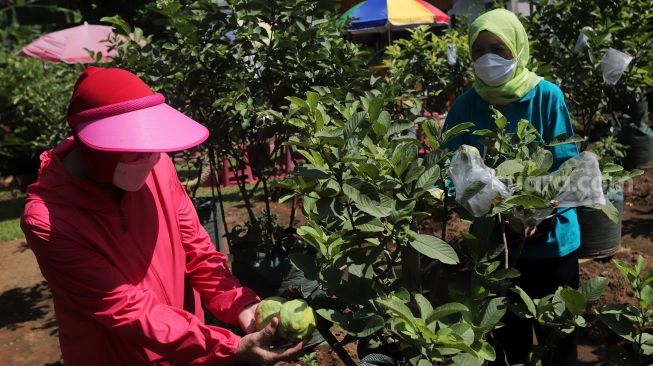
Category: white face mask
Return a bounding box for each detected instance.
[113,153,161,191]
[473,49,522,86]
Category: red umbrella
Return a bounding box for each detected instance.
[19,22,123,63]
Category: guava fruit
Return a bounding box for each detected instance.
[254,296,286,331]
[278,299,317,342]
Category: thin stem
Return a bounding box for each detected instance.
[498,213,509,270]
[209,146,232,252]
[509,226,528,268]
[261,177,276,247]
[227,155,256,223]
[289,195,297,229]
[316,321,357,366]
[375,249,400,284]
[441,187,448,241]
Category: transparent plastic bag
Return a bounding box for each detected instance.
[601,48,634,85]
[446,43,457,65]
[573,32,589,54]
[450,145,510,217]
[553,151,606,207]
[513,208,554,227]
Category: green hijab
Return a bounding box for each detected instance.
[469,9,542,106]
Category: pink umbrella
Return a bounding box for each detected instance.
[19,22,122,63]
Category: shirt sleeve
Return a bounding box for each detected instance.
[174,177,259,326]
[543,86,579,171]
[22,211,242,365]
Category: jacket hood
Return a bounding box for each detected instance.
[25,137,120,213]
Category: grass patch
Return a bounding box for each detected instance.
[0,192,25,242]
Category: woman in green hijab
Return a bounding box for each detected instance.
[444,9,580,366]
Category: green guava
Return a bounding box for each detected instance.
[254,296,286,331]
[278,299,317,342]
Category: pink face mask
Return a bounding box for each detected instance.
[112,153,161,191]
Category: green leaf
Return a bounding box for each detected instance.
[343,180,393,218]
[354,216,385,232]
[478,297,508,330]
[289,253,318,281]
[558,287,587,315]
[579,277,609,302]
[451,353,484,366]
[443,122,475,143]
[516,119,529,139]
[546,134,585,146]
[296,225,326,253]
[376,297,417,328]
[286,97,310,112]
[415,165,441,193]
[504,195,548,209]
[372,111,391,136]
[474,340,496,361]
[367,97,383,122]
[532,149,553,172]
[460,181,487,204]
[472,129,496,137]
[602,163,624,173]
[315,127,345,145]
[357,315,386,337]
[295,166,330,179]
[492,115,507,131]
[100,15,131,34]
[344,111,366,139]
[511,286,537,317]
[425,302,469,325]
[386,120,415,136]
[410,233,459,264]
[596,304,639,342]
[414,293,434,320]
[450,323,475,345]
[306,92,319,113]
[391,142,418,176]
[596,199,620,224]
[495,160,524,177]
[403,164,426,184]
[641,285,653,309]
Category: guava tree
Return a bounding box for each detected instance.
[384,25,473,115]
[280,90,510,365]
[528,0,653,141]
[104,0,370,248]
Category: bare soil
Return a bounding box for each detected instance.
[3,170,653,365]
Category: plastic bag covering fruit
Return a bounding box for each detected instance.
[601,48,633,85]
[254,296,286,331]
[450,145,510,217]
[278,299,317,342]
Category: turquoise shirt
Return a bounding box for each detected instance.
[444,80,580,259]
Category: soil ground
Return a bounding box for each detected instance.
[3,169,653,365]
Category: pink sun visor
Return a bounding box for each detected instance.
[68,93,209,152]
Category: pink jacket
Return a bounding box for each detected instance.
[21,138,259,365]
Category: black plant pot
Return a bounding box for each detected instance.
[578,185,624,259]
[618,120,653,169]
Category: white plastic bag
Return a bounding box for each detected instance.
[601,48,634,85]
[513,208,554,227]
[446,43,458,65]
[573,32,589,54]
[513,152,606,226]
[450,145,510,217]
[553,151,606,207]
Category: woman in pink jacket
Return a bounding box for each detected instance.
[21,67,303,365]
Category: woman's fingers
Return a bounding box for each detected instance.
[267,341,305,362]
